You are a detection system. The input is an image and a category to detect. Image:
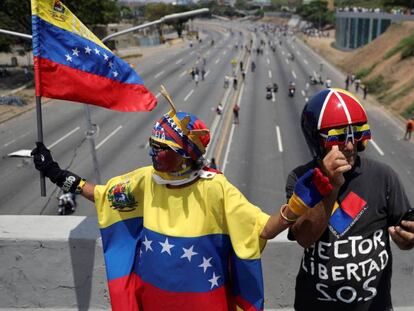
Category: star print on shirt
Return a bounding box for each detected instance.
[94,48,100,55]
[181,245,198,262]
[103,53,109,61]
[142,235,153,252]
[208,272,221,289]
[113,71,119,78]
[84,46,91,54]
[159,238,175,255]
[198,257,212,273]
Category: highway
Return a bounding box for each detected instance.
[0,19,414,309]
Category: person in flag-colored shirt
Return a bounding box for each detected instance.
[32,105,334,310]
[286,88,414,311]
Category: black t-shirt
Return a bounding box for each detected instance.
[286,156,412,311]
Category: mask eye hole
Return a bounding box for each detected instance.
[149,139,170,152]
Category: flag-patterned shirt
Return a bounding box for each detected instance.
[94,166,270,311]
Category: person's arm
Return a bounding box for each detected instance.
[31,142,97,203]
[260,204,298,239]
[261,163,337,240]
[290,146,351,248]
[80,182,96,202]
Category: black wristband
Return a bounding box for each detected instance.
[55,170,82,194]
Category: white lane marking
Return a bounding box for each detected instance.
[154,71,165,78]
[222,82,245,173]
[205,70,210,78]
[272,92,276,102]
[215,58,220,64]
[180,71,187,78]
[4,131,31,147]
[369,140,384,156]
[285,58,289,65]
[95,126,123,150]
[276,126,283,152]
[155,92,161,98]
[313,70,317,77]
[3,139,16,147]
[304,59,308,65]
[47,127,80,149]
[268,70,272,78]
[184,89,194,101]
[301,90,306,97]
[175,58,183,64]
[297,50,301,56]
[156,59,165,64]
[292,70,297,79]
[222,50,227,56]
[281,50,285,55]
[267,58,270,65]
[222,124,236,173]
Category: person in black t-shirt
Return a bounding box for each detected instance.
[286,88,414,311]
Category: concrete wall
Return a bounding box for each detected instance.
[0,216,110,310]
[1,216,413,309]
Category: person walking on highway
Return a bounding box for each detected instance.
[233,103,240,124]
[286,88,414,311]
[404,117,414,140]
[362,84,368,99]
[194,73,199,86]
[31,89,334,311]
[233,75,238,90]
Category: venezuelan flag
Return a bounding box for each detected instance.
[31,0,156,112]
[329,191,367,237]
[95,167,268,311]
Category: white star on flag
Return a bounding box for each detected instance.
[84,46,91,54]
[142,235,153,252]
[108,61,113,68]
[103,53,109,61]
[181,245,198,262]
[198,257,212,273]
[113,71,119,78]
[159,238,175,255]
[72,48,79,56]
[65,54,72,62]
[94,48,100,55]
[208,272,221,289]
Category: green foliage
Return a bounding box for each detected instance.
[382,0,413,8]
[335,0,383,9]
[378,79,414,105]
[356,63,377,79]
[402,103,414,119]
[235,0,248,10]
[383,32,414,59]
[0,0,121,52]
[296,1,335,28]
[364,75,394,94]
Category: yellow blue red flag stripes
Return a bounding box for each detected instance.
[94,166,269,310]
[31,0,156,112]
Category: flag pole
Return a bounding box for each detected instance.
[36,95,46,196]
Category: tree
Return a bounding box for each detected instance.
[235,0,248,10]
[297,1,334,29]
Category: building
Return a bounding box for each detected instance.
[335,11,414,50]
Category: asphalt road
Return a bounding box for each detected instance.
[0,19,414,309]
